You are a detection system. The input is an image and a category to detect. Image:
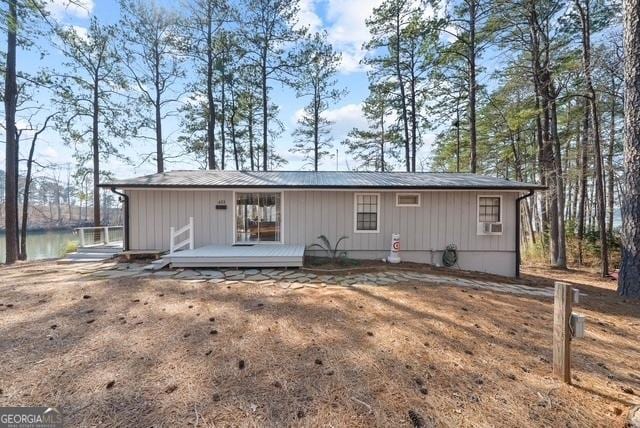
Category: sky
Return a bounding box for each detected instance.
[1,0,446,181]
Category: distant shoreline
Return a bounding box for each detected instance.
[0,227,77,234]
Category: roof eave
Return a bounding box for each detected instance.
[99,183,546,191]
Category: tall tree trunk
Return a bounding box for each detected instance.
[607,84,616,242]
[92,74,101,227]
[456,98,461,172]
[618,0,640,297]
[313,91,319,171]
[577,101,589,265]
[535,101,548,243]
[576,0,609,276]
[248,103,255,171]
[261,51,268,171]
[220,74,226,170]
[468,0,478,173]
[230,90,239,170]
[206,7,216,170]
[551,96,567,267]
[410,74,417,172]
[542,99,559,265]
[155,90,164,173]
[380,108,386,172]
[4,0,18,264]
[394,9,411,172]
[572,123,581,223]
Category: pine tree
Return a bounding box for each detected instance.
[291,32,345,171]
[345,82,402,171]
[118,0,184,173]
[238,0,306,171]
[54,18,129,227]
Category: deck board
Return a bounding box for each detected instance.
[165,244,305,268]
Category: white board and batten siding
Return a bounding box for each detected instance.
[126,189,519,276]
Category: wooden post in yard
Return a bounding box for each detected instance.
[553,281,572,384]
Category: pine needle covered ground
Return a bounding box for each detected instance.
[0,261,638,427]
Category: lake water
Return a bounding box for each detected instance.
[0,230,78,263]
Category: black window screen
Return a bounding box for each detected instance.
[356,194,378,231]
[479,197,501,223]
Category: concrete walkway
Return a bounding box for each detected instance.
[77,263,561,298]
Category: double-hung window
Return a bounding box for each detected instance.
[477,195,503,235]
[354,193,380,233]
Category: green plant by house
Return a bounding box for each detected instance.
[64,240,79,254]
[308,235,349,262]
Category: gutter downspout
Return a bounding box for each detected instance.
[515,190,534,278]
[110,187,129,251]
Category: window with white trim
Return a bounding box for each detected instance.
[396,193,420,207]
[354,193,379,232]
[477,195,503,235]
[479,196,501,222]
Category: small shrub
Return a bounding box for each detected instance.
[64,240,79,254]
[308,235,349,262]
[522,230,621,269]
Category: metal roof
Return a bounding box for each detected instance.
[101,170,544,190]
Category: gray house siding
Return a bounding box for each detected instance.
[126,189,519,276]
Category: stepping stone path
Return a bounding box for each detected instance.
[82,263,560,298]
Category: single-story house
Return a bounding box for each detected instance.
[101,171,544,277]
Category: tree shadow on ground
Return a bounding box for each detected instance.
[0,263,638,426]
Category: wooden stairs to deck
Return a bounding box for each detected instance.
[57,243,123,264]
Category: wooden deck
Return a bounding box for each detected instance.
[164,244,305,268]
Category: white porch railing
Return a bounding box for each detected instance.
[170,217,194,254]
[76,226,124,247]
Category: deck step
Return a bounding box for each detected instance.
[144,258,171,271]
[164,244,305,268]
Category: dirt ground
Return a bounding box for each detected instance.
[0,261,638,427]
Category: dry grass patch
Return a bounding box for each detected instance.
[0,261,638,427]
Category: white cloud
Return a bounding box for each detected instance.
[41,146,60,160]
[296,0,323,33]
[324,0,383,73]
[319,0,438,73]
[47,0,94,19]
[294,103,368,141]
[296,0,382,73]
[70,25,89,40]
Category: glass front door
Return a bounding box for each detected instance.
[235,192,281,243]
